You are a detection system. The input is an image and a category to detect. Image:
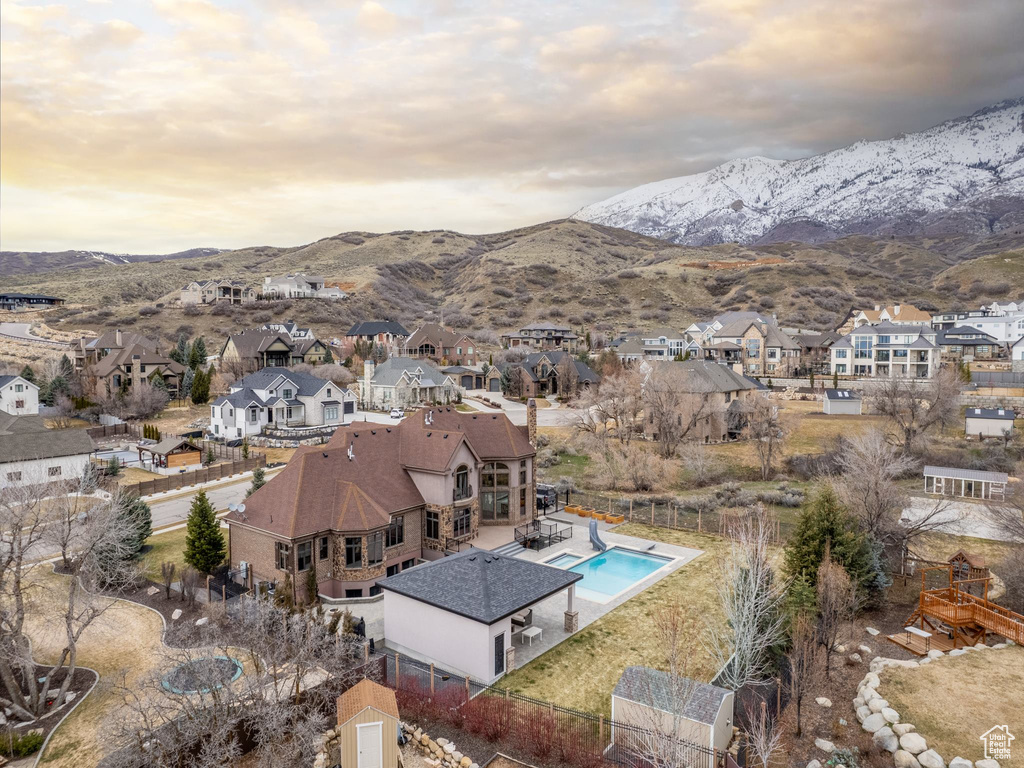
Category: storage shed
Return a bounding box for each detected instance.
[611,666,733,754]
[822,389,862,415]
[337,678,400,768]
[964,407,1015,439]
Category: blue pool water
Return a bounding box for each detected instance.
[567,548,672,600]
[545,553,582,568]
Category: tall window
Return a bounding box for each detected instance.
[454,507,471,538]
[425,511,439,540]
[297,541,312,571]
[386,516,404,547]
[454,464,470,501]
[319,536,329,560]
[745,338,760,359]
[345,537,362,569]
[367,532,384,565]
[480,462,510,520]
[324,406,339,421]
[854,337,873,359]
[276,542,291,570]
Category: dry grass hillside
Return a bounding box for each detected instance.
[4,221,1024,354]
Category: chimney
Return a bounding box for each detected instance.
[894,304,902,316]
[874,305,881,312]
[527,398,537,447]
[131,354,141,387]
[115,329,122,346]
[363,360,375,405]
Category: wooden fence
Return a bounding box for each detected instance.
[119,455,266,498]
[86,422,139,440]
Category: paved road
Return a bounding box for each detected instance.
[147,470,283,528]
[0,322,68,347]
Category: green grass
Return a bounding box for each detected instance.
[538,451,590,486]
[500,525,729,717]
[140,527,191,581]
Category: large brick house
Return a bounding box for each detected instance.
[401,324,479,366]
[73,329,184,398]
[500,323,580,353]
[344,321,410,356]
[219,326,329,374]
[492,350,600,398]
[226,402,539,602]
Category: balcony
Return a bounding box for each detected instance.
[453,484,473,503]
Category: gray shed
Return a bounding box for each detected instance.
[822,389,862,415]
[964,407,1015,439]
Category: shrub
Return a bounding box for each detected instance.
[138,305,160,316]
[618,269,641,279]
[0,730,45,758]
[493,286,514,298]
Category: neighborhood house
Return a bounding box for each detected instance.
[360,358,459,410]
[262,274,346,300]
[0,375,40,415]
[219,326,330,372]
[73,329,185,398]
[180,279,257,305]
[0,413,94,489]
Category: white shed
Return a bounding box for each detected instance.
[380,549,582,684]
[924,465,1008,501]
[822,389,862,415]
[964,407,1015,439]
[611,666,734,755]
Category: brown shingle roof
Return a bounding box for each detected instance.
[337,679,398,726]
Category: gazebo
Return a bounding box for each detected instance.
[138,438,202,471]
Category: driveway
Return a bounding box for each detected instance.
[901,496,1012,541]
[463,390,582,428]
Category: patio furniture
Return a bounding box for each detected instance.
[903,625,932,652]
[511,609,533,629]
[521,626,543,646]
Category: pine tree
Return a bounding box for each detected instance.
[183,490,225,574]
[191,368,210,405]
[241,438,249,459]
[206,447,216,465]
[58,354,74,380]
[784,484,888,602]
[188,337,207,369]
[833,370,839,389]
[150,373,168,392]
[246,466,266,498]
[809,371,815,389]
[170,334,189,365]
[181,367,195,400]
[19,365,35,383]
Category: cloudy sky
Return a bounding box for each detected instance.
[2,0,1023,253]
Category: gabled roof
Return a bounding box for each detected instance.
[213,388,268,409]
[825,389,861,401]
[90,343,184,378]
[937,327,999,343]
[965,407,1014,421]
[337,679,399,726]
[858,304,930,324]
[642,327,683,340]
[0,414,94,464]
[144,437,201,456]
[0,375,37,390]
[81,330,157,352]
[651,360,758,394]
[518,322,574,332]
[615,339,646,355]
[613,666,730,726]
[379,549,582,625]
[369,357,451,388]
[346,321,410,337]
[948,549,986,568]
[404,324,473,352]
[229,367,330,398]
[506,350,601,385]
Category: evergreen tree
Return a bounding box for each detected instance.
[183,490,225,574]
[95,496,151,586]
[181,367,195,400]
[809,371,815,388]
[784,484,888,603]
[241,438,249,459]
[322,346,334,364]
[188,337,207,369]
[123,496,152,556]
[246,466,266,498]
[305,566,319,606]
[682,350,691,361]
[833,370,839,389]
[150,372,168,392]
[190,368,210,405]
[170,334,189,365]
[58,354,74,380]
[19,365,36,383]
[206,447,216,465]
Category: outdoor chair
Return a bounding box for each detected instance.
[511,609,533,629]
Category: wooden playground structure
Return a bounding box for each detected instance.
[888,558,1024,656]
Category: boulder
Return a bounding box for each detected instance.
[814,738,835,754]
[147,586,160,596]
[856,705,872,723]
[948,758,972,768]
[991,643,1007,650]
[919,750,945,768]
[837,644,847,653]
[976,761,1000,768]
[927,650,944,659]
[975,644,989,650]
[421,734,430,746]
[460,758,473,768]
[894,752,921,768]
[863,672,881,687]
[866,627,880,636]
[195,617,209,626]
[452,752,463,763]
[882,707,900,724]
[854,696,865,708]
[849,653,863,663]
[948,649,966,657]
[437,738,449,748]
[816,697,833,707]
[862,687,880,702]
[894,724,916,736]
[919,658,933,665]
[869,698,890,713]
[901,733,928,755]
[806,761,822,768]
[171,609,182,621]
[859,644,873,654]
[873,726,899,753]
[443,743,457,755]
[862,713,888,733]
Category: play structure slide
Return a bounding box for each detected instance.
[589,519,607,552]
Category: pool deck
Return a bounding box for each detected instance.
[507,522,703,668]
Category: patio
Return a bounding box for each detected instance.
[506,523,703,669]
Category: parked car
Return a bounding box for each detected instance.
[536,483,556,511]
[389,408,405,419]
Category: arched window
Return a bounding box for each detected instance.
[480,462,510,520]
[455,464,470,501]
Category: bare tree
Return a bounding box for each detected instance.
[588,439,669,493]
[161,562,176,600]
[746,396,785,481]
[745,700,785,768]
[786,614,819,737]
[705,505,788,690]
[644,364,718,458]
[573,367,644,445]
[986,485,1024,544]
[49,394,78,429]
[678,441,720,488]
[0,479,142,722]
[180,566,200,608]
[834,429,958,570]
[816,548,856,678]
[871,367,963,453]
[555,355,580,400]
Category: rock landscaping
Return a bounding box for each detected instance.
[851,644,1014,768]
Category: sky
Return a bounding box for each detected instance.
[2,0,1023,253]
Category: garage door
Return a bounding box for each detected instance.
[489,379,500,392]
[461,375,474,389]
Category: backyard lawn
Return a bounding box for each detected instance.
[882,645,1024,762]
[500,524,730,717]
[140,525,229,582]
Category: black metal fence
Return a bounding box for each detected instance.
[378,651,720,768]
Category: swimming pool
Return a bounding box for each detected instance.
[564,548,674,603]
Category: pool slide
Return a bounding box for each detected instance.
[589,519,607,552]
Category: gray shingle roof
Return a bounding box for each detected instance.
[658,360,758,394]
[346,321,410,337]
[230,367,328,397]
[825,389,862,401]
[379,549,582,625]
[965,407,1015,421]
[0,414,94,463]
[213,388,268,409]
[370,357,449,387]
[613,666,730,726]
[924,465,1009,483]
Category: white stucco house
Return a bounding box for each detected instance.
[380,550,582,684]
[829,322,939,378]
[1012,336,1024,373]
[0,375,40,415]
[261,274,346,300]
[0,413,94,489]
[209,367,356,439]
[964,407,1015,439]
[360,358,460,410]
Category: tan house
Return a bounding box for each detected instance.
[837,303,931,333]
[401,324,479,366]
[708,319,800,377]
[336,679,400,768]
[494,350,600,398]
[219,327,329,374]
[73,330,184,398]
[180,279,256,305]
[226,403,538,602]
[501,322,580,353]
[345,321,410,356]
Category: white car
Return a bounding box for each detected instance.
[389,408,404,419]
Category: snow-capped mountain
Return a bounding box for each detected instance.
[573,99,1024,245]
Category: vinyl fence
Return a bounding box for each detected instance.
[379,651,721,768]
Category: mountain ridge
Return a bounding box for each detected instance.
[573,98,1024,246]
